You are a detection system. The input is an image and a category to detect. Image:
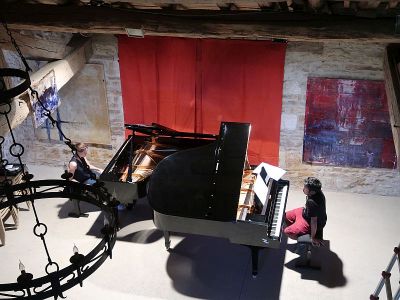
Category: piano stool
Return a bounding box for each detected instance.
[63,184,89,218]
[295,232,324,270]
[67,199,89,218]
[67,197,121,231]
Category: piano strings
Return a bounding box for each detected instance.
[120,137,180,183]
[237,170,256,220]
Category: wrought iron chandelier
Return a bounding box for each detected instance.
[0,18,118,299]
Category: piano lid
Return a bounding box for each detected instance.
[148,122,251,222]
[125,123,217,139]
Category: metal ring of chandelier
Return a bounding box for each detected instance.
[0,179,119,299]
[0,68,31,103]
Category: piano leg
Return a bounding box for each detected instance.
[163,231,171,250]
[248,246,262,277]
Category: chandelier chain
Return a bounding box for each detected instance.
[0,16,118,299]
[0,16,32,73]
[0,17,69,280]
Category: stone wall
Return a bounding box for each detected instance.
[281,42,400,196]
[2,34,125,172]
[3,36,399,195]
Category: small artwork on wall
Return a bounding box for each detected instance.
[34,64,112,146]
[29,70,61,128]
[303,77,397,169]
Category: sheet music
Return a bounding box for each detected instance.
[261,179,273,215]
[253,162,286,181]
[253,173,270,207]
[253,162,286,214]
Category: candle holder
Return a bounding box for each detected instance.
[108,197,121,231]
[101,222,116,259]
[16,262,33,297]
[69,245,85,287]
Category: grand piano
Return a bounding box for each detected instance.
[147,122,289,276]
[100,123,217,208]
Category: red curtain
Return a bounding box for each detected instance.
[118,36,286,165]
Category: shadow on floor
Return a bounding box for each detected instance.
[81,197,163,244]
[114,197,163,243]
[116,197,154,228]
[285,240,347,288]
[57,195,153,222]
[56,199,101,219]
[116,228,163,244]
[165,234,287,300]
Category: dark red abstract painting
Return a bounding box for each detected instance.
[303,77,397,169]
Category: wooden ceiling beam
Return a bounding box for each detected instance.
[0,30,73,60]
[0,38,93,136]
[308,0,323,9]
[1,2,400,42]
[384,44,400,169]
[83,0,396,4]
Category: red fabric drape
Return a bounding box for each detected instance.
[118,36,197,132]
[118,36,286,165]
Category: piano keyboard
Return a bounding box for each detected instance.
[270,184,288,237]
[236,171,289,241]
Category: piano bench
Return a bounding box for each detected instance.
[295,233,324,270]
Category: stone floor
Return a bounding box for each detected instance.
[0,164,399,300]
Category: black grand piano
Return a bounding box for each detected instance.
[147,122,289,276]
[100,123,217,207]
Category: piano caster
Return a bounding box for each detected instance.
[164,231,171,250]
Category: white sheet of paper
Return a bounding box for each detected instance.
[254,174,270,205]
[253,162,286,181]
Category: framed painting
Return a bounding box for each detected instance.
[29,70,61,128]
[303,77,397,169]
[34,64,111,146]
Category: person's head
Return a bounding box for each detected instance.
[303,177,322,196]
[75,142,88,157]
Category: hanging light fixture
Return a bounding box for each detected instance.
[0,17,119,299]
